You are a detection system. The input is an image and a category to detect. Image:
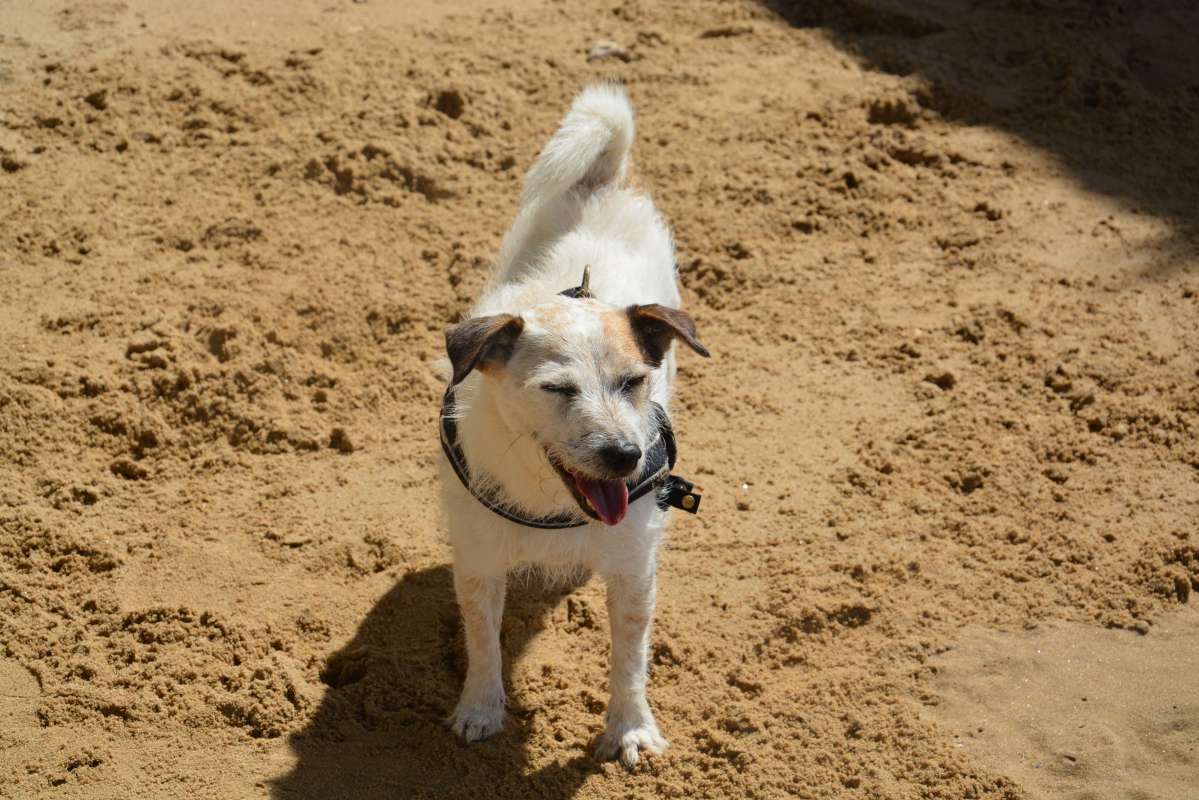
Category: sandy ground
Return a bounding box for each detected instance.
[1,0,1197,798]
[929,609,1199,800]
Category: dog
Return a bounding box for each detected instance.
[438,82,708,767]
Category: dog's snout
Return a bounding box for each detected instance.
[599,440,642,476]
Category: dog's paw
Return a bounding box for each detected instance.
[596,717,668,768]
[448,701,505,743]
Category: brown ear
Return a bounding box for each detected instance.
[444,314,524,386]
[626,304,710,367]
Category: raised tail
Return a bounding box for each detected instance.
[520,82,635,206]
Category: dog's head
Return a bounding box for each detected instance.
[445,296,708,525]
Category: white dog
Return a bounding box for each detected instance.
[438,83,708,767]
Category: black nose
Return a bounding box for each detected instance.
[598,441,641,476]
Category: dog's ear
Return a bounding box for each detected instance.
[626,304,710,367]
[445,314,525,385]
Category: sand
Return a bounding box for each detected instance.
[928,608,1199,800]
[1,0,1196,798]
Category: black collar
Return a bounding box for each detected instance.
[439,389,700,529]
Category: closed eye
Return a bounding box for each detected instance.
[618,374,647,394]
[541,383,579,399]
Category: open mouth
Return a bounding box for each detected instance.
[549,456,629,526]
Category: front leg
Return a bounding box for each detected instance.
[596,572,668,767]
[448,569,507,742]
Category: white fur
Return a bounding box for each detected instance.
[442,84,687,767]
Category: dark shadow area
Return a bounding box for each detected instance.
[766,0,1199,268]
[269,565,597,799]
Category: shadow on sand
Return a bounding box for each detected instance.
[766,0,1199,273]
[269,565,598,799]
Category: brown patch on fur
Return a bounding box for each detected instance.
[601,308,648,363]
[528,300,577,331]
[626,304,710,367]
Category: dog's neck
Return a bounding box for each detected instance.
[452,376,577,518]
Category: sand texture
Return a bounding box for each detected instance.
[928,608,1199,800]
[1,0,1197,797]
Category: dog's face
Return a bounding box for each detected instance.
[446,297,708,525]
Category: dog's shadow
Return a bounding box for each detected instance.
[268,565,598,799]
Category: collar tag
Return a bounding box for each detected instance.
[662,476,701,514]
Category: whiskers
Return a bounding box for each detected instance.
[499,429,525,462]
[537,441,570,500]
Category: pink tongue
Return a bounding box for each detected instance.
[575,477,629,526]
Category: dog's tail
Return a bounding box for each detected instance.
[520,82,634,206]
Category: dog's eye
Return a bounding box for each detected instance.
[541,383,579,399]
[619,374,646,394]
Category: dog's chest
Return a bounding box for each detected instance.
[501,500,667,575]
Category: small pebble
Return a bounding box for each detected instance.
[587,40,634,63]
